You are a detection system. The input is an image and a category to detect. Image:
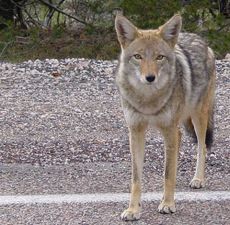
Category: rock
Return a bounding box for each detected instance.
[225,53,230,61]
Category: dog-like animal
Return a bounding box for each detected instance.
[115,14,216,221]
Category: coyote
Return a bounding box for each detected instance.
[115,14,216,221]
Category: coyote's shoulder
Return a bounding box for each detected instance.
[174,32,215,106]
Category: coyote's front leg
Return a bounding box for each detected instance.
[158,126,181,214]
[121,124,147,221]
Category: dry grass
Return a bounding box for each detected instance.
[0,28,120,62]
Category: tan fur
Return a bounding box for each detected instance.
[115,14,216,221]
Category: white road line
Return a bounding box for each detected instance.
[0,191,229,205]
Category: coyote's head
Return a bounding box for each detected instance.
[115,15,182,86]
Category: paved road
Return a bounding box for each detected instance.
[0,162,229,224]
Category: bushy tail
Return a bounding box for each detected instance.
[205,108,214,148]
[184,113,214,149]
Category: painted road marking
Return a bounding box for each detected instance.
[0,191,229,205]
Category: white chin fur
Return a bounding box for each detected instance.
[140,77,152,85]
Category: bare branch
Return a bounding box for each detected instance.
[23,6,44,28]
[217,22,230,31]
[38,0,90,26]
[43,0,66,27]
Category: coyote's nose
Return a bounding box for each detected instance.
[146,75,155,83]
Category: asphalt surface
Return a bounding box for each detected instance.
[0,162,229,225]
[0,162,229,195]
[0,201,229,225]
[0,59,229,224]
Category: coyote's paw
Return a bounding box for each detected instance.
[190,178,205,189]
[158,201,176,214]
[121,208,141,221]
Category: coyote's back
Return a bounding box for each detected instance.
[176,32,215,147]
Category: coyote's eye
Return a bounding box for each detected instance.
[133,54,142,60]
[156,55,165,61]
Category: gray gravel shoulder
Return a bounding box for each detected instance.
[0,58,229,175]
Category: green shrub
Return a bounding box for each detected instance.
[0,0,229,61]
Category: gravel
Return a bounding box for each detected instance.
[0,58,229,174]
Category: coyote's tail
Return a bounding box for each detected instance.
[205,108,214,148]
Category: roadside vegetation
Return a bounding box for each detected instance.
[0,0,229,62]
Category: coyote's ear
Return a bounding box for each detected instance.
[159,15,182,47]
[115,15,138,49]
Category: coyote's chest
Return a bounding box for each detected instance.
[119,81,174,116]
